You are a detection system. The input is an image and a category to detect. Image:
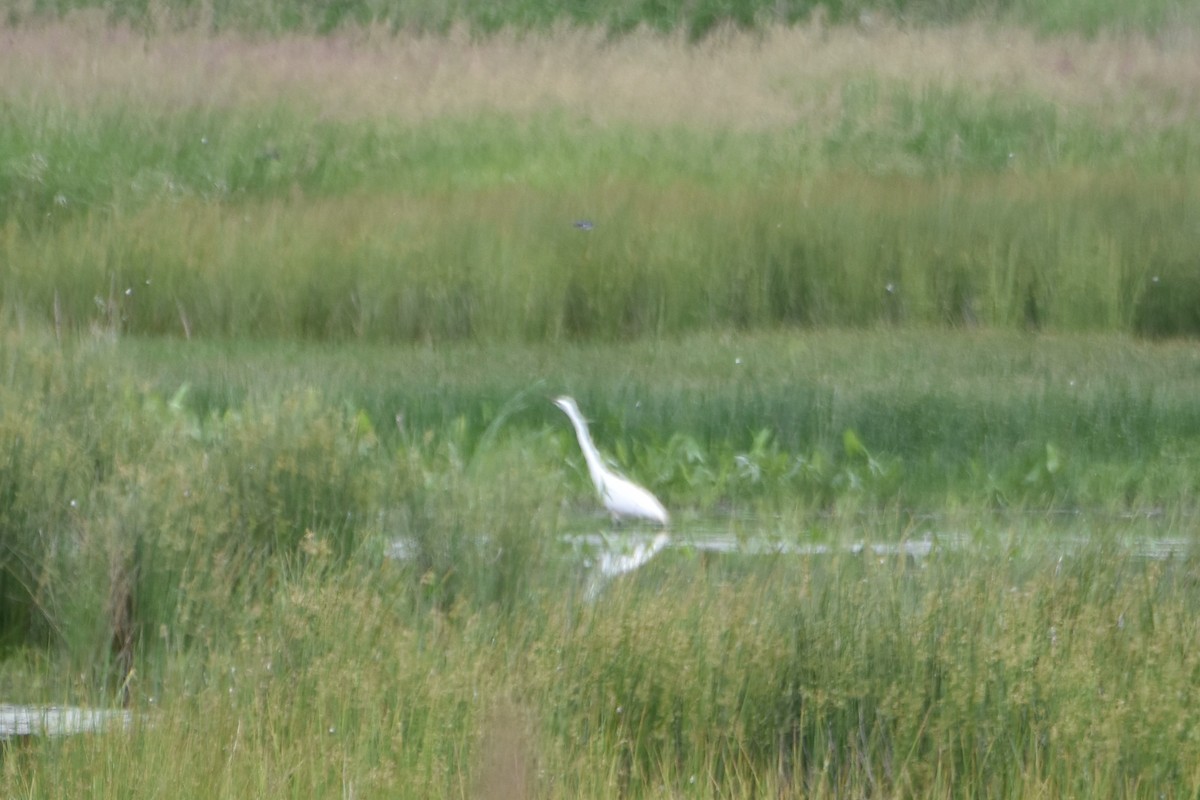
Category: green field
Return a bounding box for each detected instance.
[2,4,1200,797]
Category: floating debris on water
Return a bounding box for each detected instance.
[0,704,135,741]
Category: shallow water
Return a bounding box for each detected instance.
[0,704,134,740]
[387,508,1195,593]
[562,527,1195,561]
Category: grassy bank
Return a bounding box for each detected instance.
[3,23,1199,340]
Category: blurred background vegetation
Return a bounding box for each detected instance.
[4,0,1197,37]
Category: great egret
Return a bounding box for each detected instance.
[552,396,669,526]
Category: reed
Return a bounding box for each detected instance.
[7,169,1200,341]
[3,22,1199,341]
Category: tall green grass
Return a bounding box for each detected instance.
[4,89,1198,340]
[3,25,1198,342]
[3,325,1198,655]
[5,528,1200,797]
[117,328,1200,508]
[7,85,1190,216]
[1,325,1198,796]
[7,168,1200,341]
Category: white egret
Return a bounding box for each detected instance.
[552,396,669,526]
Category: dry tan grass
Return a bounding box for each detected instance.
[1,15,1198,130]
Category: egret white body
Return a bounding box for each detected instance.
[553,396,669,526]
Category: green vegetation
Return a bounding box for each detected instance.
[1,7,1198,798]
[8,527,1200,798]
[10,166,1200,340]
[2,327,1199,797]
[4,0,1197,37]
[3,29,1199,341]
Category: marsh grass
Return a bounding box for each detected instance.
[8,169,1200,341]
[2,14,1200,798]
[3,325,1199,644]
[5,529,1199,798]
[116,328,1200,511]
[1,325,1199,797]
[529,542,1200,797]
[3,22,1200,340]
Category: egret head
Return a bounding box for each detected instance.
[552,396,579,416]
